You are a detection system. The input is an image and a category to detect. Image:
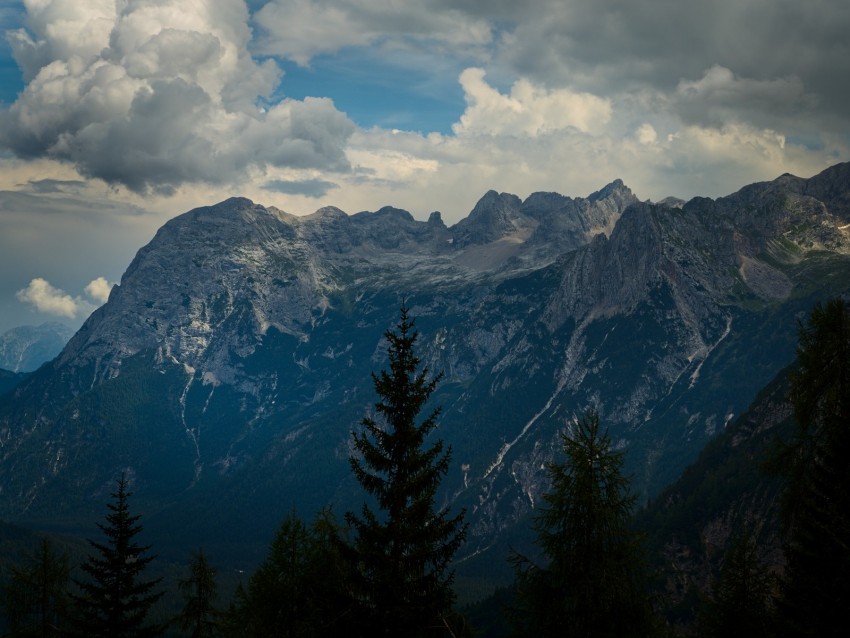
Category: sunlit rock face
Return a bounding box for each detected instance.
[0,163,848,572]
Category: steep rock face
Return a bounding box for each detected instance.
[0,164,849,579]
[451,191,526,247]
[59,198,330,386]
[521,178,636,247]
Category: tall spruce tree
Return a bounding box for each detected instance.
[71,474,163,638]
[512,410,655,638]
[773,298,850,637]
[344,304,466,637]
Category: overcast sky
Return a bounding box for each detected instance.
[0,0,848,334]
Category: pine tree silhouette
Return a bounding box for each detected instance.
[71,474,163,637]
[345,304,466,637]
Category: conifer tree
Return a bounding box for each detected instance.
[696,532,775,638]
[223,510,350,637]
[70,474,163,638]
[344,304,466,637]
[512,409,654,638]
[773,298,850,637]
[241,513,316,637]
[2,537,71,637]
[177,548,220,638]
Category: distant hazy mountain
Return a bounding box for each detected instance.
[0,163,848,581]
[0,322,73,372]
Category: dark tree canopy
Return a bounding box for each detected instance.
[222,510,350,638]
[344,304,466,637]
[774,298,850,637]
[71,474,163,638]
[513,410,655,638]
[177,548,220,638]
[2,537,71,637]
[696,532,775,638]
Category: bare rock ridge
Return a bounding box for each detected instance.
[0,164,849,577]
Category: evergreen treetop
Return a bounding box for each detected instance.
[71,473,163,638]
[345,303,467,637]
[513,410,655,638]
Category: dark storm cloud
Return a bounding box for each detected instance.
[672,66,815,130]
[263,178,339,197]
[0,190,149,217]
[492,0,849,135]
[26,178,88,194]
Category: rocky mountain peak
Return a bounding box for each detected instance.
[362,205,415,223]
[588,178,628,201]
[657,196,686,208]
[427,211,446,228]
[305,205,348,221]
[450,190,528,247]
[803,161,850,220]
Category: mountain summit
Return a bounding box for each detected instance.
[1,166,849,572]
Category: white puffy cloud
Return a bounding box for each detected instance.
[84,276,113,304]
[635,123,658,146]
[453,68,611,136]
[16,277,92,318]
[14,274,113,323]
[6,0,116,81]
[1,0,355,194]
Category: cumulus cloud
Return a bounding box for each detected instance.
[0,0,845,227]
[16,277,92,318]
[0,0,355,194]
[84,276,113,304]
[635,123,658,146]
[453,68,611,136]
[16,275,113,320]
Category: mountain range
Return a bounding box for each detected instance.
[1,163,848,581]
